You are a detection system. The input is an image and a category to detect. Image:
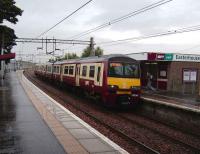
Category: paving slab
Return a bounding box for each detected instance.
[79,138,115,153]
[68,128,96,139]
[62,121,83,129]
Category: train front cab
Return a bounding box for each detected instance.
[104,57,141,107]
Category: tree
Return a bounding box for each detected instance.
[48,58,55,63]
[0,0,23,53]
[0,0,23,24]
[81,46,103,58]
[95,46,103,56]
[0,25,17,53]
[63,53,79,60]
[48,52,79,62]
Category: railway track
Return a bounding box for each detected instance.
[117,113,200,153]
[25,71,160,154]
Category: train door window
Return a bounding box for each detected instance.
[48,66,52,72]
[53,66,56,73]
[64,66,69,74]
[69,66,74,75]
[78,66,81,75]
[89,66,95,78]
[55,66,58,73]
[82,66,87,77]
[60,66,64,74]
[97,66,101,82]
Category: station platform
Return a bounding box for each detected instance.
[142,90,200,112]
[0,71,127,154]
[0,72,66,153]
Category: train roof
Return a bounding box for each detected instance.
[53,54,137,65]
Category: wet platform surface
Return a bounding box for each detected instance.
[0,72,66,153]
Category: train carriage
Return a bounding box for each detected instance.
[35,64,46,77]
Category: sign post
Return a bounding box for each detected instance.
[1,33,5,79]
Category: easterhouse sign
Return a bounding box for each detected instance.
[173,54,200,62]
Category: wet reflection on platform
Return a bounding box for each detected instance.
[0,72,66,153]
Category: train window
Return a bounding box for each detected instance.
[64,66,69,74]
[69,66,74,75]
[89,66,95,78]
[108,62,139,78]
[109,63,123,76]
[97,67,101,82]
[82,66,87,77]
[124,63,139,78]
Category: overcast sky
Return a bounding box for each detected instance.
[5,0,200,62]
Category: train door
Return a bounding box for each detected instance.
[76,64,80,86]
[61,65,63,82]
[94,63,104,86]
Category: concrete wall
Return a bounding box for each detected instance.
[138,99,200,135]
[167,62,200,94]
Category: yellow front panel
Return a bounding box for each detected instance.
[107,77,141,94]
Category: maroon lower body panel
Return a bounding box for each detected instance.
[62,76,76,86]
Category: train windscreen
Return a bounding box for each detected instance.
[108,62,139,78]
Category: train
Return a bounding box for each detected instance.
[34,54,141,107]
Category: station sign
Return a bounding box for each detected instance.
[0,53,15,60]
[173,54,200,62]
[148,53,173,61]
[164,53,173,60]
[147,53,157,61]
[128,52,200,62]
[156,54,165,60]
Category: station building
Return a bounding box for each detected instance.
[127,52,200,95]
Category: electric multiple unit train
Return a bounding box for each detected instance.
[34,54,141,107]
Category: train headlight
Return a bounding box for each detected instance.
[108,85,118,93]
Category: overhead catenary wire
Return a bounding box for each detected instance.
[96,24,200,47]
[68,0,173,39]
[36,0,94,38]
